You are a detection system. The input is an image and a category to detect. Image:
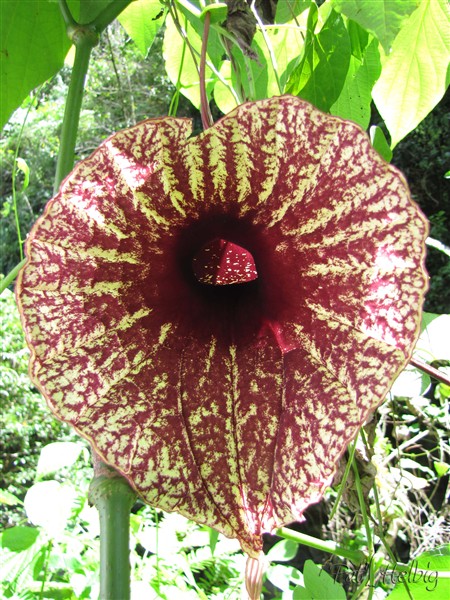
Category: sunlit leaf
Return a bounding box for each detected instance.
[275,0,311,24]
[24,481,77,538]
[15,157,30,191]
[118,0,167,56]
[36,441,84,479]
[387,545,450,599]
[0,489,23,506]
[163,12,223,108]
[415,313,450,362]
[332,0,419,52]
[267,539,299,562]
[372,0,450,148]
[434,462,450,477]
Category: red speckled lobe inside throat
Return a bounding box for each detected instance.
[192,238,258,285]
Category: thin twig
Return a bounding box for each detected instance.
[410,357,450,387]
[200,12,214,129]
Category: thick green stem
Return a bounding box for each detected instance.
[276,527,367,565]
[53,29,97,193]
[89,455,136,600]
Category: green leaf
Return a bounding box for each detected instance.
[0,0,70,129]
[267,564,303,592]
[1,526,40,552]
[0,489,23,506]
[275,0,311,24]
[370,125,393,162]
[372,0,450,148]
[267,539,299,562]
[163,11,224,109]
[208,526,219,555]
[331,36,381,128]
[387,545,450,599]
[15,157,30,191]
[433,461,450,477]
[287,8,352,112]
[200,3,228,24]
[332,0,419,52]
[295,560,347,599]
[36,441,84,478]
[118,0,167,56]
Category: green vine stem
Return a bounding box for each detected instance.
[53,26,98,193]
[89,454,137,600]
[276,527,367,565]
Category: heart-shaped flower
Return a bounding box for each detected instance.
[16,96,428,559]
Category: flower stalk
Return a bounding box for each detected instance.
[89,455,136,600]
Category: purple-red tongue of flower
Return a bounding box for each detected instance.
[192,238,258,285]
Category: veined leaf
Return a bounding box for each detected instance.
[331,36,381,128]
[0,0,70,129]
[287,7,351,112]
[275,0,311,24]
[372,0,450,148]
[118,0,167,56]
[332,0,419,52]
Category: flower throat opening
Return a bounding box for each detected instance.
[192,238,258,286]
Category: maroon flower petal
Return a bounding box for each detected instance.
[16,96,428,556]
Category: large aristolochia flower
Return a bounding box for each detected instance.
[17,96,427,557]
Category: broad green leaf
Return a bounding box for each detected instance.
[213,37,269,112]
[263,14,308,92]
[331,36,381,128]
[275,0,311,24]
[36,441,84,478]
[387,545,450,599]
[285,2,319,95]
[332,0,419,52]
[213,60,240,114]
[1,526,40,552]
[372,0,450,148]
[0,0,70,129]
[74,0,113,23]
[118,0,167,56]
[267,539,299,562]
[288,8,351,112]
[370,125,393,162]
[294,560,347,599]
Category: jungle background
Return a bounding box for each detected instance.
[1,1,449,598]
